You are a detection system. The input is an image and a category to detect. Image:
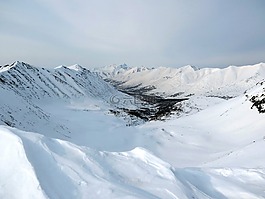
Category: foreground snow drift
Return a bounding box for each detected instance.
[1,126,265,199]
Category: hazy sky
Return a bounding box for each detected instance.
[1,0,265,68]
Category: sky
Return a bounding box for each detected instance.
[0,0,265,68]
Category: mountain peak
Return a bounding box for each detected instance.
[180,65,200,71]
[118,63,129,69]
[55,64,89,72]
[0,61,34,73]
[0,63,13,73]
[67,64,84,71]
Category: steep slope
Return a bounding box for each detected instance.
[0,61,132,137]
[0,61,120,101]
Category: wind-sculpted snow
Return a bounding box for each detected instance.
[1,126,265,199]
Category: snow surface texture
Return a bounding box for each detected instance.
[1,61,265,198]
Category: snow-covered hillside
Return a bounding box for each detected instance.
[2,124,265,199]
[0,61,120,101]
[0,61,132,137]
[99,63,265,98]
[1,61,265,198]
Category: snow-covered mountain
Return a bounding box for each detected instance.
[0,61,121,101]
[0,61,132,137]
[95,63,149,79]
[1,61,265,199]
[99,63,265,98]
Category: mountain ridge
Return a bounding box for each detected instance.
[0,61,135,137]
[98,62,265,98]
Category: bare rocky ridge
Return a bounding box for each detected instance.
[249,81,265,113]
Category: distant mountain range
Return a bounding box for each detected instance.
[97,63,265,98]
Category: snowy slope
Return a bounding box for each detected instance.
[1,61,265,198]
[139,82,265,168]
[1,124,265,199]
[0,61,133,137]
[99,63,265,98]
[0,61,120,101]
